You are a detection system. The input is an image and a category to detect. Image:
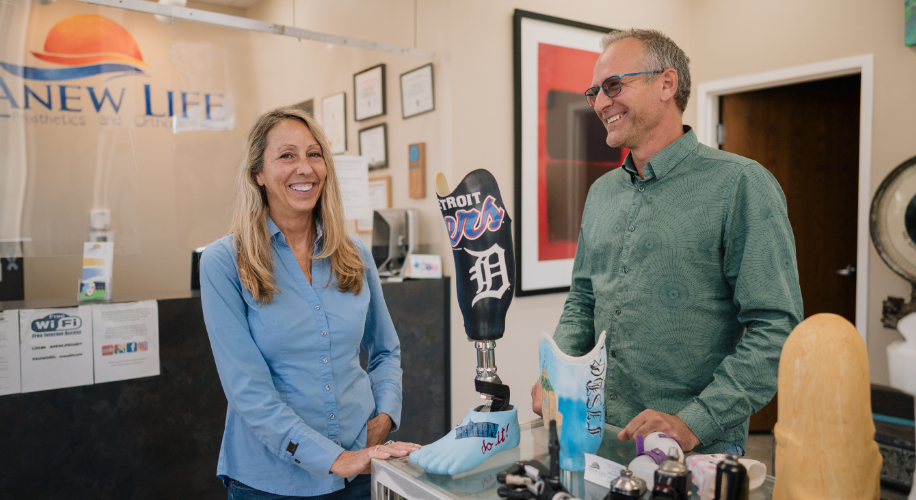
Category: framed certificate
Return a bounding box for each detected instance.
[356,176,392,233]
[321,92,347,155]
[359,123,388,170]
[400,63,435,119]
[353,64,386,121]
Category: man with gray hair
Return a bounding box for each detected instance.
[532,29,803,455]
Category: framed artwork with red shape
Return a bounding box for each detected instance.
[513,10,626,295]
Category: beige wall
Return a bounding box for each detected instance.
[10,0,908,424]
[689,0,916,385]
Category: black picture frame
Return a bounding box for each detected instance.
[353,64,387,121]
[400,63,435,119]
[359,122,389,170]
[513,9,614,296]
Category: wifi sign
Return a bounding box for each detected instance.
[31,313,82,332]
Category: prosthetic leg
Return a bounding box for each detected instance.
[410,169,520,475]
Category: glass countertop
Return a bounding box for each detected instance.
[373,418,774,500]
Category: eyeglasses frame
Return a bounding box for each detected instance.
[584,70,665,107]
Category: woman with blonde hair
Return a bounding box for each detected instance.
[200,106,417,499]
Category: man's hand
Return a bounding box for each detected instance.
[617,409,701,452]
[329,441,419,477]
[366,413,393,448]
[531,380,542,416]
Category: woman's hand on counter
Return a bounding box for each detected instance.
[329,442,421,477]
[366,413,393,448]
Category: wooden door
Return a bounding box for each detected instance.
[719,75,860,431]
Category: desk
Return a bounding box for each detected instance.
[372,419,775,500]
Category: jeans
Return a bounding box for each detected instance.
[228,474,371,500]
[723,444,745,456]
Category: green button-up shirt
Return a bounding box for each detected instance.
[553,127,803,453]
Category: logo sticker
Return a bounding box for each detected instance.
[0,15,146,82]
[466,244,511,306]
[31,313,82,332]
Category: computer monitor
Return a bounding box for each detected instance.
[371,209,418,276]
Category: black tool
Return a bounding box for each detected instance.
[714,453,749,500]
[497,420,571,500]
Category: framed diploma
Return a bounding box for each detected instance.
[353,64,386,121]
[359,123,388,170]
[356,175,392,233]
[400,63,435,119]
[321,92,347,155]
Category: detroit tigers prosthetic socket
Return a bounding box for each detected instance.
[436,169,515,411]
[411,170,519,476]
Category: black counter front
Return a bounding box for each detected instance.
[0,278,450,498]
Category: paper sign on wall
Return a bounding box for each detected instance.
[19,306,94,393]
[0,310,21,396]
[333,155,371,221]
[92,301,160,384]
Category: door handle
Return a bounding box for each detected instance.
[836,265,856,278]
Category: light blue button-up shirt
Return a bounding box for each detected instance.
[200,217,402,496]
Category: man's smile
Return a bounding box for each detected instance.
[605,112,625,125]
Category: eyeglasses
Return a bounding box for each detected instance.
[584,71,664,107]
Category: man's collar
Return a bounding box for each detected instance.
[622,126,697,181]
[266,214,323,245]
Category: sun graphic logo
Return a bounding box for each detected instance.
[0,14,146,82]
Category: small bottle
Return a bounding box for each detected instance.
[714,453,749,500]
[653,447,692,500]
[607,469,647,500]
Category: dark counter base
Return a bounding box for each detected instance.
[0,297,225,499]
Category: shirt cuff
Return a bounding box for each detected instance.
[676,399,724,446]
[373,383,402,432]
[284,425,345,475]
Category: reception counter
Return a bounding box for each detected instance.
[0,278,450,498]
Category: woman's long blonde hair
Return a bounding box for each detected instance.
[230,106,365,303]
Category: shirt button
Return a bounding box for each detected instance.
[628,226,635,232]
[329,414,335,420]
[314,305,320,311]
[615,309,621,315]
[610,394,617,400]
[639,186,645,192]
[325,385,331,390]
[321,331,327,336]
[322,358,328,363]
[611,350,617,358]
[334,441,339,445]
[623,267,628,273]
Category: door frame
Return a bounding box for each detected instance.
[696,54,874,342]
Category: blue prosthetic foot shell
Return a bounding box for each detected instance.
[410,405,520,475]
[539,331,607,471]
